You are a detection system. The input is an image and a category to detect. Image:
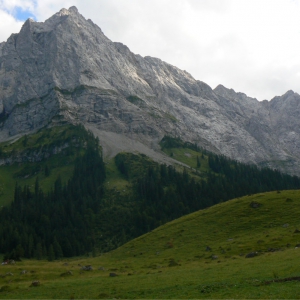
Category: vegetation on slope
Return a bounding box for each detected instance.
[1,190,300,298]
[112,147,300,235]
[0,131,105,260]
[1,130,300,260]
[0,125,90,207]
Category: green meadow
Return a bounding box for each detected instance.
[1,190,300,299]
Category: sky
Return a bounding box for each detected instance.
[0,0,300,101]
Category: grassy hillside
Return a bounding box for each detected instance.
[1,190,300,299]
[0,125,90,207]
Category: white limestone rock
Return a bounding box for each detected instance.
[0,6,300,175]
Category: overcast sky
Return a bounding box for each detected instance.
[0,0,299,101]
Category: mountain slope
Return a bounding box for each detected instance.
[0,125,90,207]
[1,190,300,299]
[114,190,300,261]
[2,129,300,259]
[0,6,300,175]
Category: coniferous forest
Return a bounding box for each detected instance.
[1,129,300,260]
[0,132,106,260]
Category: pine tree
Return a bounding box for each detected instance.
[53,238,63,259]
[197,156,201,168]
[45,165,50,177]
[35,243,43,260]
[35,177,39,196]
[48,244,55,261]
[15,244,24,260]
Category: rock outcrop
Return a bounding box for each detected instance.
[0,6,300,175]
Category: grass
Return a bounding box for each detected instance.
[1,190,300,298]
[126,95,145,107]
[0,155,75,207]
[101,152,158,205]
[0,129,300,298]
[162,146,209,172]
[0,125,92,207]
[164,113,177,123]
[104,159,129,190]
[102,158,132,205]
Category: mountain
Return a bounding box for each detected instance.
[1,6,300,175]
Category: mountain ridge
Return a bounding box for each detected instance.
[1,6,300,175]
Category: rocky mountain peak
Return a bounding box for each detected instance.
[214,84,259,103]
[53,6,79,17]
[270,90,299,104]
[68,6,79,14]
[0,7,300,176]
[214,84,236,99]
[282,90,297,99]
[29,6,84,33]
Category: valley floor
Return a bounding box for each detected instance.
[1,249,300,299]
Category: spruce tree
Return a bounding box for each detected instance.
[53,238,63,259]
[48,244,55,261]
[197,156,201,168]
[35,243,43,260]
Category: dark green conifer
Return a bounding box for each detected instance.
[53,238,63,259]
[44,165,50,177]
[35,243,43,260]
[48,244,55,261]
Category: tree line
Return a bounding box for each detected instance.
[0,134,105,260]
[116,152,300,235]
[1,132,300,260]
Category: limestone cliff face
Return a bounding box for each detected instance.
[0,6,300,175]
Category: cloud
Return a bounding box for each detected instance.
[0,0,35,11]
[0,0,36,18]
[0,0,36,40]
[0,0,300,100]
[0,9,23,42]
